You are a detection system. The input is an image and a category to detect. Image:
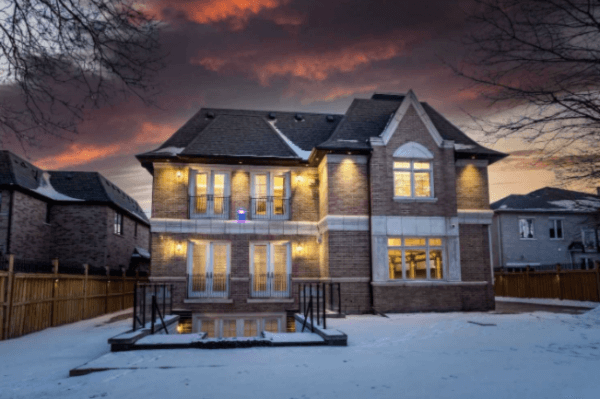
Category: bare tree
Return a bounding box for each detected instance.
[454,0,600,184]
[0,0,163,148]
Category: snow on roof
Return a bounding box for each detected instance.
[454,144,476,150]
[33,172,83,201]
[548,199,600,211]
[268,120,312,160]
[134,247,151,259]
[153,147,185,155]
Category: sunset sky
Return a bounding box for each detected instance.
[4,0,576,215]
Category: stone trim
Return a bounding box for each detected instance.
[292,277,371,283]
[371,216,459,237]
[151,218,318,236]
[323,154,368,165]
[230,277,250,282]
[149,276,186,281]
[371,281,488,287]
[184,298,234,304]
[317,215,370,232]
[246,298,295,304]
[457,210,494,225]
[455,159,489,167]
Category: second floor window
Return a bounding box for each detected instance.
[189,170,230,218]
[251,172,290,219]
[519,218,534,239]
[548,219,563,239]
[114,212,123,235]
[582,229,597,251]
[393,160,433,198]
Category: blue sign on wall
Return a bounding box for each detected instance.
[237,207,247,223]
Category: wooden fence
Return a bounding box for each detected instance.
[0,255,145,340]
[494,264,600,302]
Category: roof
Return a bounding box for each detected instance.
[137,91,505,165]
[491,187,600,213]
[0,151,149,224]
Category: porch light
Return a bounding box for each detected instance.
[176,243,183,253]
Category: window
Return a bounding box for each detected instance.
[200,319,215,338]
[250,242,291,297]
[189,170,230,218]
[264,319,279,333]
[187,241,230,298]
[388,237,444,280]
[519,218,534,239]
[114,212,123,235]
[251,172,290,219]
[393,161,433,198]
[579,257,596,270]
[548,219,563,239]
[244,319,258,337]
[222,320,237,338]
[582,229,597,252]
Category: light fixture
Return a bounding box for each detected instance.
[295,175,305,183]
[176,243,183,253]
[176,171,182,178]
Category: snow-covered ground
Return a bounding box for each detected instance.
[496,296,599,308]
[1,303,600,399]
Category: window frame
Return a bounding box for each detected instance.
[392,159,434,199]
[188,169,231,219]
[548,218,564,240]
[582,229,598,252]
[250,171,291,219]
[249,241,291,296]
[114,211,123,236]
[387,237,445,281]
[518,217,535,240]
[187,240,231,297]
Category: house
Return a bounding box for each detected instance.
[0,151,151,272]
[136,90,506,338]
[491,187,600,270]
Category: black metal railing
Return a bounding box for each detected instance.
[188,195,230,219]
[250,197,290,220]
[133,283,173,332]
[297,282,342,331]
[250,273,291,298]
[187,273,229,298]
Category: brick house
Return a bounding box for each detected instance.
[0,151,150,272]
[137,90,506,337]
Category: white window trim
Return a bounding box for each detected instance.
[188,168,231,218]
[392,159,434,200]
[249,241,291,296]
[114,212,123,236]
[548,218,564,240]
[518,217,536,240]
[250,171,291,219]
[187,240,231,297]
[387,238,446,281]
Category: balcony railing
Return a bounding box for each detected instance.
[250,196,290,220]
[189,195,230,219]
[250,273,291,298]
[187,273,230,298]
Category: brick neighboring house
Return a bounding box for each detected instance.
[491,187,600,270]
[137,90,506,337]
[0,151,151,272]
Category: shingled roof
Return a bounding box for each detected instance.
[0,151,149,224]
[491,187,600,213]
[137,91,505,165]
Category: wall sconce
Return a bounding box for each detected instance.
[176,243,183,253]
[176,170,182,178]
[295,175,305,183]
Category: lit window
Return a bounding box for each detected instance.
[548,219,563,239]
[393,161,432,198]
[200,320,215,338]
[519,218,534,239]
[251,242,290,297]
[114,212,123,235]
[387,238,444,280]
[222,320,237,338]
[244,320,258,337]
[264,319,279,333]
[189,170,229,218]
[188,241,230,298]
[251,172,290,219]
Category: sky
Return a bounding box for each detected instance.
[1,0,582,215]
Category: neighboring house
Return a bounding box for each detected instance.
[0,151,151,272]
[491,187,600,270]
[136,90,506,337]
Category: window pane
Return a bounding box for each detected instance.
[394,171,411,197]
[388,238,402,246]
[388,249,403,279]
[244,320,258,337]
[405,250,427,279]
[556,220,563,239]
[413,162,431,170]
[430,250,443,280]
[213,174,226,214]
[255,175,268,197]
[264,319,278,333]
[195,173,208,213]
[548,220,555,239]
[519,219,534,238]
[405,238,426,246]
[212,244,228,292]
[223,320,237,338]
[429,238,442,246]
[414,172,431,197]
[200,320,215,338]
[583,230,596,250]
[253,245,268,291]
[273,244,288,292]
[393,161,410,169]
[191,243,207,292]
[273,176,285,197]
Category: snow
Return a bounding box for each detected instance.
[133,247,151,259]
[454,143,476,150]
[496,296,599,309]
[2,305,600,398]
[152,147,185,155]
[33,172,83,201]
[268,120,312,160]
[548,199,600,211]
[135,333,205,345]
[262,331,324,343]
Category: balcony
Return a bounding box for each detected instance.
[250,196,290,220]
[187,273,229,298]
[250,273,291,298]
[189,195,230,219]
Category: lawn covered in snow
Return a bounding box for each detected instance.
[1,304,600,399]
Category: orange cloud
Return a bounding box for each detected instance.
[35,143,124,170]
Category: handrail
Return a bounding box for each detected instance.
[297,282,342,331]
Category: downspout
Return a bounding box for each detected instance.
[6,189,13,254]
[367,152,375,313]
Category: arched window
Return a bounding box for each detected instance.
[393,142,434,198]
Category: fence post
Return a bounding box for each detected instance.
[121,268,126,311]
[50,258,59,326]
[105,266,110,314]
[525,266,531,298]
[3,255,15,340]
[556,264,562,300]
[82,264,89,321]
[595,261,600,302]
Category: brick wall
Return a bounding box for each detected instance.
[327,231,370,279]
[370,105,457,217]
[106,208,150,270]
[325,156,369,215]
[152,163,189,219]
[290,169,319,222]
[456,162,490,210]
[318,159,328,218]
[10,191,51,260]
[460,224,492,283]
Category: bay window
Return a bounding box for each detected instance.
[388,237,444,280]
[189,170,230,218]
[251,172,290,219]
[187,241,230,298]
